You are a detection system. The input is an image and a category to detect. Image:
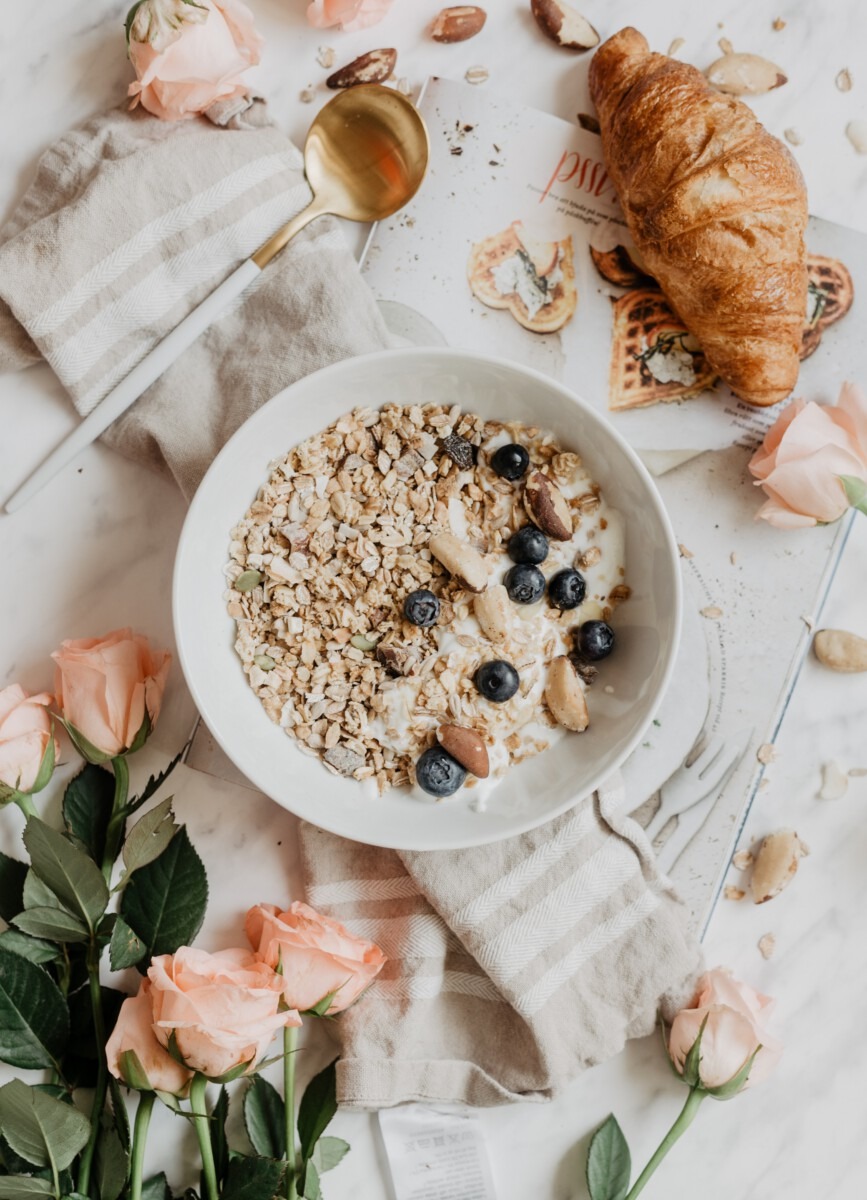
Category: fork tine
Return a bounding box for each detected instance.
[684,734,725,773]
[692,743,742,796]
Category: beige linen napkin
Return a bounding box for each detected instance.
[0,100,395,498]
[0,103,702,1107]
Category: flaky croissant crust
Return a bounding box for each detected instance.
[589,27,808,407]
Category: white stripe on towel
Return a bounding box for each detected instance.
[371,971,503,1004]
[307,876,420,906]
[347,915,452,960]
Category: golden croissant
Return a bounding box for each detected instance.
[589,28,808,408]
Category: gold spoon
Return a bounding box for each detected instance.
[6,84,430,513]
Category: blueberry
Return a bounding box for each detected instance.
[491,443,530,481]
[416,745,467,797]
[508,525,549,565]
[504,564,546,605]
[403,589,440,627]
[548,569,587,611]
[576,620,615,661]
[474,660,520,703]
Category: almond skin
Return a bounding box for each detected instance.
[327,48,397,89]
[751,830,804,903]
[524,471,573,541]
[428,533,488,592]
[813,628,867,673]
[431,5,487,43]
[530,0,599,50]
[545,656,590,732]
[437,724,490,778]
[705,52,787,95]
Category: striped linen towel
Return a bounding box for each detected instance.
[300,773,702,1107]
[0,99,394,498]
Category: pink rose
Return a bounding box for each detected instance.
[127,0,263,122]
[52,629,170,760]
[668,968,782,1091]
[245,902,386,1014]
[106,980,193,1096]
[147,947,300,1079]
[0,685,57,795]
[749,382,867,529]
[307,0,395,33]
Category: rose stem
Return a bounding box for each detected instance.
[12,791,38,820]
[129,1091,155,1200]
[190,1074,219,1200]
[624,1087,707,1199]
[284,1024,299,1200]
[77,938,109,1194]
[101,754,130,883]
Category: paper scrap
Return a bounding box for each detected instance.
[378,1105,497,1200]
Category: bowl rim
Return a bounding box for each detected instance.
[172,345,683,848]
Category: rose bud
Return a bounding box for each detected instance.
[106,980,193,1096]
[245,901,386,1015]
[0,685,58,797]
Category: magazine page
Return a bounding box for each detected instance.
[362,76,864,456]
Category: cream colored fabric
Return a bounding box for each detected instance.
[0,101,395,497]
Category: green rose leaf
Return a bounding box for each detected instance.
[0,946,69,1069]
[109,916,147,971]
[0,929,62,966]
[303,1160,321,1200]
[121,797,179,882]
[0,1079,90,1172]
[0,852,28,924]
[0,1178,56,1199]
[298,1058,338,1164]
[211,1087,230,1187]
[95,1118,129,1200]
[22,871,65,913]
[140,1174,174,1200]
[243,1076,285,1159]
[62,764,115,864]
[23,820,109,932]
[313,1136,350,1174]
[221,1156,284,1200]
[13,909,89,944]
[840,474,867,515]
[108,1077,131,1152]
[120,828,208,968]
[61,986,125,1091]
[586,1114,632,1200]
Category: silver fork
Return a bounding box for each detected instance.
[644,734,745,845]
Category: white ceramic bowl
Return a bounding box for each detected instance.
[173,348,681,850]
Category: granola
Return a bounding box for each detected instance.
[226,404,627,804]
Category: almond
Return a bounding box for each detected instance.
[545,656,590,732]
[813,628,867,672]
[437,724,490,777]
[705,52,787,95]
[326,48,397,89]
[474,584,510,642]
[751,830,805,904]
[523,471,573,540]
[530,0,599,50]
[431,5,487,43]
[428,532,488,592]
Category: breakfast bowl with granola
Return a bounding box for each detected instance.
[173,348,681,850]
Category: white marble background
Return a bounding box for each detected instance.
[2,1,867,1197]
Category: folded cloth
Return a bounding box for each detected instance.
[300,774,701,1107]
[0,100,395,498]
[1,102,702,1107]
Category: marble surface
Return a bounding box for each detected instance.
[2,2,867,1197]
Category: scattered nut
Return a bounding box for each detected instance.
[235,569,263,592]
[849,767,867,778]
[678,543,694,559]
[718,36,734,55]
[327,48,397,89]
[751,829,806,903]
[431,5,487,43]
[784,127,804,145]
[437,724,490,777]
[300,88,316,104]
[376,642,419,677]
[429,532,488,592]
[732,849,754,871]
[758,933,776,959]
[524,471,573,540]
[845,119,867,154]
[757,742,776,765]
[465,65,490,84]
[530,0,599,51]
[474,584,511,642]
[577,546,601,570]
[705,53,787,95]
[316,45,335,69]
[730,551,738,565]
[836,68,853,92]
[772,17,786,30]
[818,760,848,801]
[724,886,746,901]
[577,112,600,134]
[667,37,685,57]
[813,628,867,672]
[700,606,723,619]
[545,656,590,732]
